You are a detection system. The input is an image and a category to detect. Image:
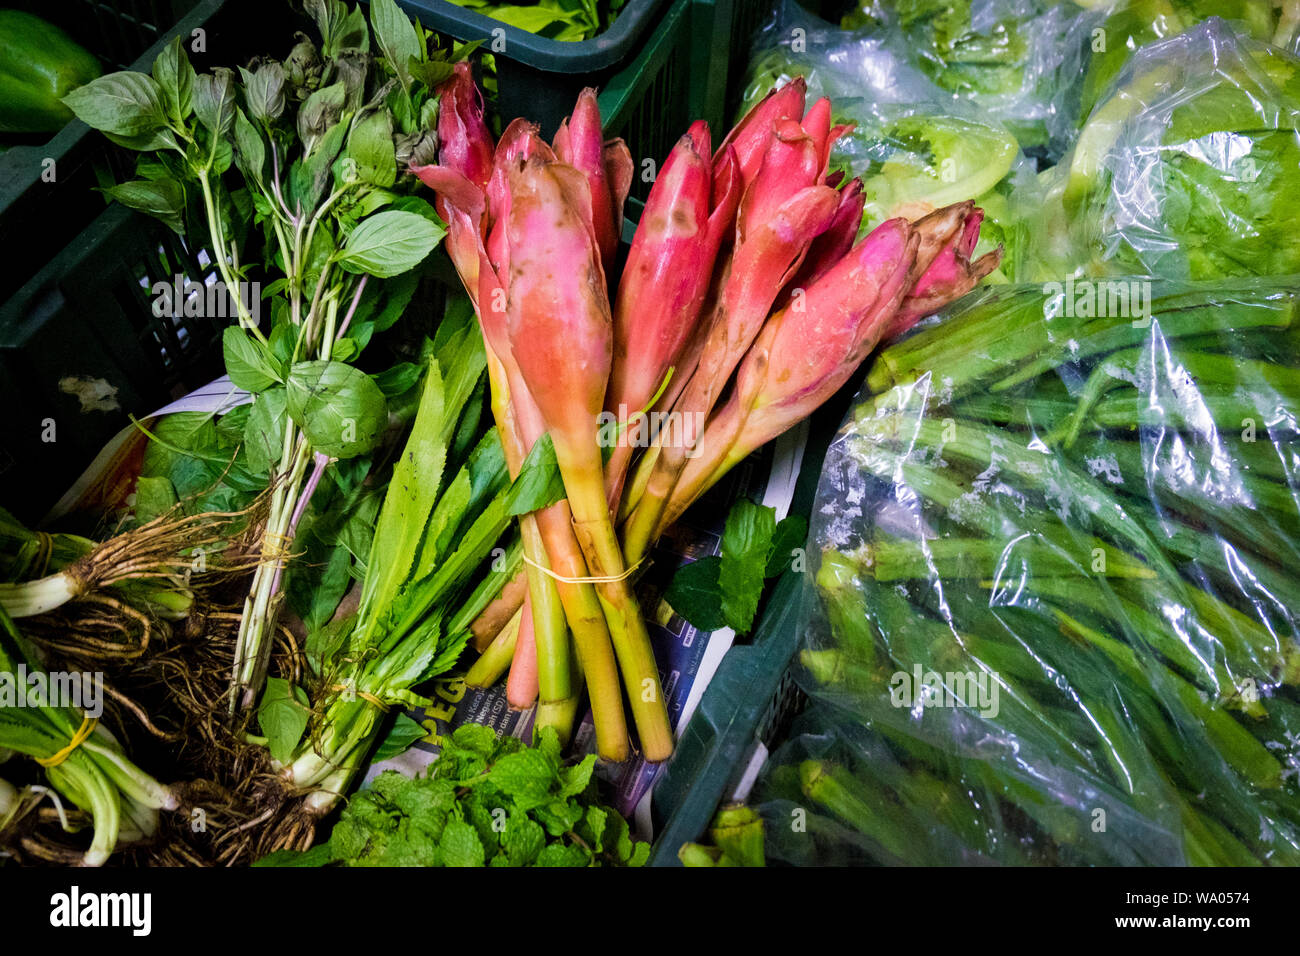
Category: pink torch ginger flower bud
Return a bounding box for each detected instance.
[661,219,921,529]
[435,62,494,191]
[553,88,632,269]
[718,77,807,189]
[888,202,1002,340]
[503,156,612,454]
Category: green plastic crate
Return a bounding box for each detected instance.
[647,369,862,865]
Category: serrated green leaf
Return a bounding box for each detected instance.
[439,818,486,867]
[664,555,725,631]
[489,747,558,811]
[718,499,777,635]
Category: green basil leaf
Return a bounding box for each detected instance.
[372,361,423,398]
[369,0,420,90]
[335,210,443,278]
[103,179,185,235]
[718,499,776,635]
[285,360,388,459]
[664,555,726,632]
[389,194,440,223]
[257,676,310,764]
[240,61,286,124]
[298,81,346,155]
[243,387,288,474]
[506,433,566,517]
[152,36,195,124]
[408,59,454,91]
[193,68,235,140]
[222,326,281,393]
[341,109,396,188]
[133,474,178,524]
[63,71,168,139]
[232,107,265,187]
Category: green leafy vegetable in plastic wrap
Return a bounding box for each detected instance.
[1027,20,1300,281]
[1079,0,1299,121]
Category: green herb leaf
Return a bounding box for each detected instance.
[63,71,169,142]
[285,360,388,459]
[193,68,235,141]
[335,210,444,278]
[103,179,185,234]
[369,0,421,90]
[718,498,777,634]
[243,387,288,475]
[488,747,558,811]
[664,555,726,631]
[240,61,286,124]
[372,712,428,762]
[766,514,808,578]
[151,36,194,125]
[359,356,447,621]
[232,107,266,187]
[506,433,566,516]
[133,475,178,524]
[223,326,281,393]
[341,109,396,188]
[252,843,336,867]
[439,818,486,867]
[258,677,310,764]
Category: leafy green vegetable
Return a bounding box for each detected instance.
[665,498,807,635]
[447,0,626,42]
[258,726,649,867]
[1054,22,1300,281]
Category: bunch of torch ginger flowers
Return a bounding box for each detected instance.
[411,65,999,763]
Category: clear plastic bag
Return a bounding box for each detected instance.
[1025,19,1300,282]
[817,0,1103,159]
[738,0,1041,281]
[771,276,1300,866]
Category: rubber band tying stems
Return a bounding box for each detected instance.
[36,715,98,768]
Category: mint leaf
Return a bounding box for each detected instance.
[257,677,310,764]
[558,754,597,799]
[439,819,485,867]
[766,514,808,578]
[504,811,545,866]
[718,499,777,635]
[489,747,558,811]
[664,556,726,631]
[535,843,590,867]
